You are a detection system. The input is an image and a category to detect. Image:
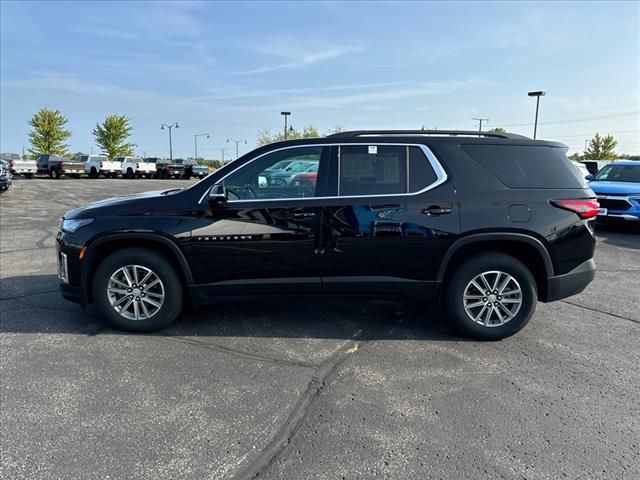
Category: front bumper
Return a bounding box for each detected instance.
[545,258,596,302]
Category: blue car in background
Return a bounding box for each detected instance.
[588,161,640,223]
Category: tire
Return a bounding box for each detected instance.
[49,168,60,179]
[89,168,99,179]
[445,253,537,340]
[93,248,183,332]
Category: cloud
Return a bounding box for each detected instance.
[233,40,364,75]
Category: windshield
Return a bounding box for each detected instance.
[593,164,640,183]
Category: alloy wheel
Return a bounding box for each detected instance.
[107,265,165,321]
[462,270,523,327]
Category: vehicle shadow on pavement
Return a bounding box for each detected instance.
[595,223,640,250]
[0,274,466,342]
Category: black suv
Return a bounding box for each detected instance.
[57,130,597,340]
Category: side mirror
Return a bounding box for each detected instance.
[585,174,593,181]
[208,183,227,206]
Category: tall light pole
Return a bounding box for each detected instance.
[473,117,489,132]
[527,91,546,139]
[161,122,179,161]
[214,148,226,164]
[226,138,247,160]
[281,111,291,139]
[194,133,210,161]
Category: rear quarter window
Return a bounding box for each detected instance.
[461,144,584,188]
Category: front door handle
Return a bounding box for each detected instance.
[290,211,316,219]
[422,206,452,216]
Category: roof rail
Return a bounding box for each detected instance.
[326,130,529,140]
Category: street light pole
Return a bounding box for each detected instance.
[194,133,210,161]
[472,117,489,132]
[527,91,546,140]
[226,138,247,160]
[161,122,179,161]
[281,111,291,139]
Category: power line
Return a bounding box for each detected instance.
[498,111,640,127]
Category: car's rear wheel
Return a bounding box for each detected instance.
[93,248,183,332]
[49,168,60,179]
[445,253,537,340]
[89,168,99,179]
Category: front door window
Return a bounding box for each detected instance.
[223,146,323,201]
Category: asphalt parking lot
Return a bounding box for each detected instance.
[1,178,639,480]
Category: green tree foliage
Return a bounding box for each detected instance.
[27,108,72,157]
[489,127,506,133]
[584,133,618,160]
[257,125,321,146]
[92,115,136,160]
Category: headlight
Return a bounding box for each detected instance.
[60,218,94,233]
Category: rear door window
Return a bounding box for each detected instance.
[461,144,584,188]
[337,145,440,197]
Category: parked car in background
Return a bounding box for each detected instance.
[57,129,598,340]
[35,154,85,179]
[1,153,37,179]
[78,155,121,178]
[571,161,591,186]
[191,163,209,179]
[580,159,612,175]
[588,160,640,223]
[156,158,187,179]
[291,171,318,187]
[116,156,155,178]
[0,159,12,191]
[264,159,318,186]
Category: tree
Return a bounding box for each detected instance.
[92,115,136,160]
[27,108,72,157]
[584,133,617,160]
[489,127,506,133]
[257,125,321,146]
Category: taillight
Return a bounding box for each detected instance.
[9,160,15,169]
[59,161,65,169]
[551,199,599,219]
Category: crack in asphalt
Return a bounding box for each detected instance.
[231,340,361,480]
[159,335,318,369]
[0,289,59,301]
[561,299,640,325]
[0,246,55,254]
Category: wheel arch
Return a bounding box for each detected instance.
[438,233,553,301]
[82,233,193,304]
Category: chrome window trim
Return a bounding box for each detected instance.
[199,142,448,204]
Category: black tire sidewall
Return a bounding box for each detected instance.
[93,248,183,332]
[446,253,537,340]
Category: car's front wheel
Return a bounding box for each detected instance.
[445,253,537,340]
[93,248,183,332]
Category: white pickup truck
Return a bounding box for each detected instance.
[115,156,156,178]
[77,155,122,178]
[1,153,37,178]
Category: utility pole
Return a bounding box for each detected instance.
[194,133,210,162]
[584,139,589,153]
[527,91,546,139]
[161,122,179,161]
[226,138,247,160]
[281,111,291,139]
[473,118,489,132]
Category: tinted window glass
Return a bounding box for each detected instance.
[339,145,406,196]
[461,144,583,188]
[593,164,640,183]
[409,146,438,191]
[224,147,323,200]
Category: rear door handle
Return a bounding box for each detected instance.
[422,206,452,216]
[290,211,316,219]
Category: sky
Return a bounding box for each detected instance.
[1,0,639,159]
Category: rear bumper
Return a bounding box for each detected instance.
[544,258,596,302]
